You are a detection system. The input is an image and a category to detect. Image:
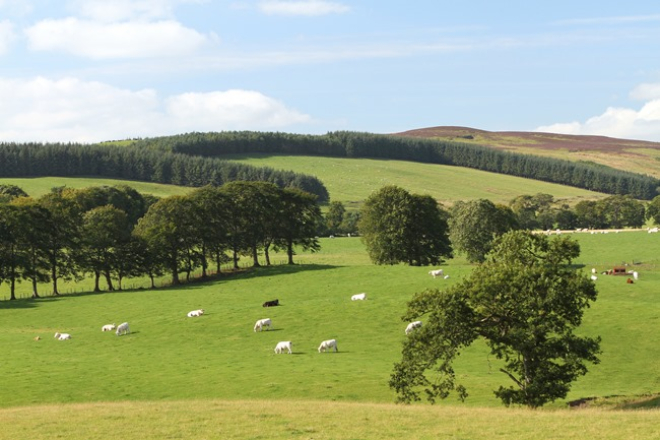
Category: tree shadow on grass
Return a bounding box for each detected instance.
[568,393,660,410]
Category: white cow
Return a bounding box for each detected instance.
[187,309,204,317]
[428,269,444,279]
[274,341,293,354]
[116,322,130,336]
[633,271,639,280]
[405,321,423,335]
[254,318,272,332]
[351,293,367,301]
[591,268,596,274]
[591,275,598,281]
[102,324,116,332]
[318,339,338,353]
[54,332,71,340]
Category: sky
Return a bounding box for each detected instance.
[1,0,660,143]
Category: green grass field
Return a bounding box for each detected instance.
[221,154,604,207]
[0,176,192,199]
[2,232,660,439]
[1,158,658,439]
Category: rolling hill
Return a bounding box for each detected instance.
[393,126,660,179]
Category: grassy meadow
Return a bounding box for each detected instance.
[1,158,659,439]
[0,176,192,199]
[222,154,605,208]
[2,231,660,439]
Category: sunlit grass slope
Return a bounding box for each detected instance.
[2,400,659,440]
[222,154,605,207]
[3,233,660,412]
[0,177,191,199]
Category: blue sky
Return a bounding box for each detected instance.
[1,0,660,143]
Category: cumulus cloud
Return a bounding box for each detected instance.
[630,83,660,101]
[258,0,350,16]
[24,18,212,59]
[536,86,660,142]
[0,77,312,143]
[166,90,311,130]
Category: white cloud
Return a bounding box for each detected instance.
[258,0,350,16]
[0,20,16,54]
[630,83,660,101]
[24,18,213,59]
[166,90,311,130]
[0,77,312,143]
[536,87,660,142]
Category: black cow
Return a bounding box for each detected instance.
[262,299,279,307]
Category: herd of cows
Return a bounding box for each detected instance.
[47,271,448,350]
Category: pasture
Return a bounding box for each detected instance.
[221,154,605,207]
[2,232,660,415]
[0,176,191,199]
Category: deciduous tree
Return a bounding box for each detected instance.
[390,230,601,408]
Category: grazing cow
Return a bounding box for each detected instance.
[627,278,634,284]
[351,293,367,301]
[116,322,130,336]
[274,341,293,354]
[254,318,272,332]
[318,339,338,353]
[187,309,204,318]
[428,269,444,279]
[262,299,279,308]
[102,324,116,332]
[405,321,422,335]
[54,332,71,340]
[633,271,639,280]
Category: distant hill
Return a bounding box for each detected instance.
[393,126,660,179]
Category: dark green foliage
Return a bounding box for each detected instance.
[129,131,660,199]
[448,199,519,263]
[390,231,601,408]
[0,142,329,202]
[359,186,453,266]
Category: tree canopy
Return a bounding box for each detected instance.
[358,185,452,266]
[390,230,601,408]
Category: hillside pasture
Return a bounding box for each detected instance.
[222,154,605,208]
[0,176,192,199]
[2,232,660,410]
[394,126,660,179]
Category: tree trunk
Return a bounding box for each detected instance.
[9,275,16,300]
[252,246,260,267]
[264,245,271,266]
[104,270,114,291]
[94,271,101,292]
[31,277,40,298]
[287,239,295,265]
[51,264,60,296]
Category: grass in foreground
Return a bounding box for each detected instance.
[1,399,659,440]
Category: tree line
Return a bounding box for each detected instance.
[0,142,329,202]
[0,182,320,300]
[130,131,660,200]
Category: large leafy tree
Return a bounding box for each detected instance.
[274,187,321,265]
[448,199,518,263]
[81,205,131,292]
[358,185,452,266]
[390,230,601,408]
[134,195,196,285]
[37,190,84,296]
